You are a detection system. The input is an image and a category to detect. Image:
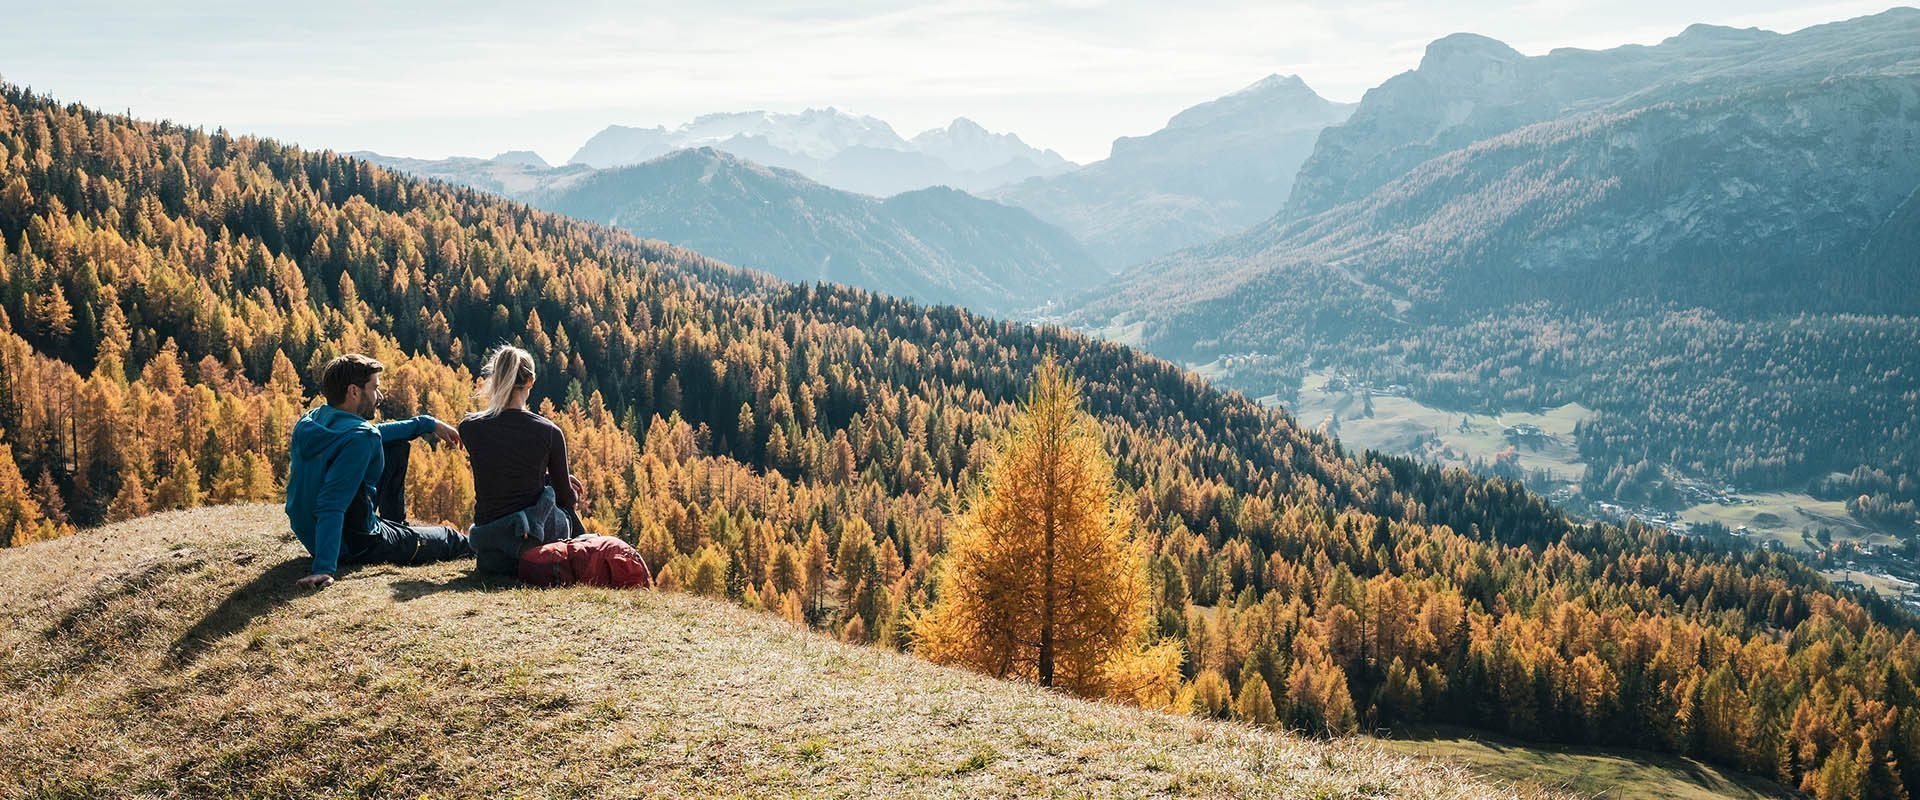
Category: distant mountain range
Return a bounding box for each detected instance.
[359,75,1360,310]
[1284,17,1920,220]
[530,148,1105,315]
[1078,9,1920,329]
[359,109,1112,315]
[568,109,1076,196]
[357,145,1101,316]
[1066,7,1920,503]
[348,150,594,197]
[994,75,1355,269]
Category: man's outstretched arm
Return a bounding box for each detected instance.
[378,415,461,448]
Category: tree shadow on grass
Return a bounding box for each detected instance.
[166,557,311,668]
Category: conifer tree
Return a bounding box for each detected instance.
[106,469,150,523]
[1193,670,1233,718]
[32,468,67,527]
[0,439,49,546]
[208,454,248,504]
[688,545,729,598]
[1234,673,1279,726]
[154,458,202,510]
[914,356,1156,698]
[804,522,829,618]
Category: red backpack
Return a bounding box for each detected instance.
[517,535,653,589]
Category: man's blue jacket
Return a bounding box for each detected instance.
[283,404,440,574]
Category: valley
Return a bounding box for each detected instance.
[1202,362,1920,605]
[1266,368,1590,491]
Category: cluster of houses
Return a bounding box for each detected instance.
[1820,538,1920,605]
[1502,423,1551,445]
[1674,478,1747,507]
[1318,373,1409,398]
[1593,501,1699,536]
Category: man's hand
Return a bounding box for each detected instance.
[434,419,462,449]
[569,474,589,510]
[296,573,335,589]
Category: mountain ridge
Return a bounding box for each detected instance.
[1282,7,1920,219]
[1064,8,1920,542]
[530,146,1106,315]
[1080,9,1920,334]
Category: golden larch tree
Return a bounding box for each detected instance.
[915,357,1172,701]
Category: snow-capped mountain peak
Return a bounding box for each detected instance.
[910,117,1072,173]
[568,109,1074,195]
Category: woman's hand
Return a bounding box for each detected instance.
[569,474,588,510]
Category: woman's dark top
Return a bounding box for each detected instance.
[459,409,585,534]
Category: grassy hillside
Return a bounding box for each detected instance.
[0,505,1536,799]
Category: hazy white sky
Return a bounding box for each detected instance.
[0,0,1903,164]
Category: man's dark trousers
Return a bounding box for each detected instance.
[341,440,470,567]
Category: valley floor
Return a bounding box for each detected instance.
[1272,369,1589,489]
[1373,726,1794,800]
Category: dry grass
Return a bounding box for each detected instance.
[0,506,1553,799]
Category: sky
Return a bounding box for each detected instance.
[0,0,1904,165]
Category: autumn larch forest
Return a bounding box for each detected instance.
[1,83,1915,799]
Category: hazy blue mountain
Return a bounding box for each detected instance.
[993,75,1354,270]
[911,117,1073,174]
[533,148,1105,315]
[566,110,1074,196]
[352,150,593,197]
[566,125,678,166]
[489,150,552,169]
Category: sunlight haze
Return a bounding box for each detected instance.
[2,0,1901,164]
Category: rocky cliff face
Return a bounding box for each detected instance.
[1265,74,1920,314]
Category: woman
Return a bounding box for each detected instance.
[461,345,588,575]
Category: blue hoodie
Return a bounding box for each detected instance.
[284,404,440,574]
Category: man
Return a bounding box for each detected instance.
[285,353,472,588]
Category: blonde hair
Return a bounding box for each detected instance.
[477,345,536,418]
